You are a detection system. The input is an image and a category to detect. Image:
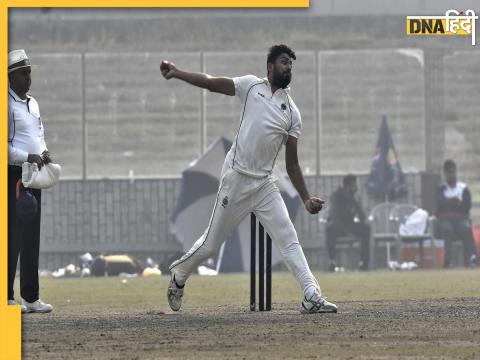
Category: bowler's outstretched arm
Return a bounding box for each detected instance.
[160,60,235,96]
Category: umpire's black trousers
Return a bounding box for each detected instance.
[8,165,41,303]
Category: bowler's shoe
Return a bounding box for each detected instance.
[167,274,184,312]
[301,294,338,314]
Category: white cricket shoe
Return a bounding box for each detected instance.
[23,299,53,313]
[8,299,27,313]
[167,275,184,312]
[301,294,338,314]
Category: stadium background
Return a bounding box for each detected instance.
[8,2,480,270]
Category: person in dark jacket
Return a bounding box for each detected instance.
[435,159,477,268]
[326,174,370,271]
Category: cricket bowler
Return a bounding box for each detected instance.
[160,44,337,314]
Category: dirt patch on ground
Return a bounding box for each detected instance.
[22,298,480,359]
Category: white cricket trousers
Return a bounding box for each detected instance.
[170,165,321,300]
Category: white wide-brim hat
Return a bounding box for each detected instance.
[8,49,34,73]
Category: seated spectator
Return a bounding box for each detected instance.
[326,174,370,271]
[435,159,477,268]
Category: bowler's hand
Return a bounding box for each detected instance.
[27,154,44,170]
[160,60,178,80]
[305,197,325,214]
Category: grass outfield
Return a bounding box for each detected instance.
[19,270,480,359]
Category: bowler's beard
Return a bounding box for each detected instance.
[271,68,292,89]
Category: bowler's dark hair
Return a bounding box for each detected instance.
[343,174,357,187]
[443,159,456,171]
[267,44,296,64]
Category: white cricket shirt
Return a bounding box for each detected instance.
[225,75,302,178]
[8,87,47,166]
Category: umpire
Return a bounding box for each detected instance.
[8,49,53,313]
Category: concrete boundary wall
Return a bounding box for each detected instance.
[39,173,433,270]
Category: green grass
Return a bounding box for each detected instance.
[20,269,480,312]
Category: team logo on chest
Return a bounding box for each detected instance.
[221,196,229,208]
[281,103,287,111]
